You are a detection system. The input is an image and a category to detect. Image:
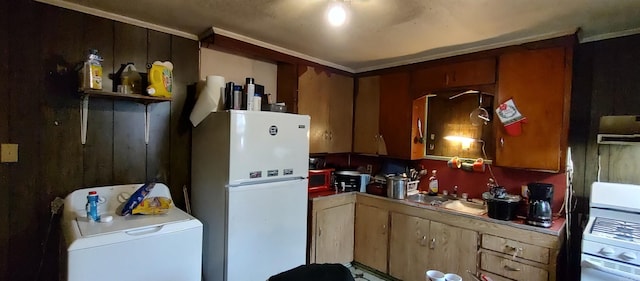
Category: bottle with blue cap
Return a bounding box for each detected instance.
[86,191,101,222]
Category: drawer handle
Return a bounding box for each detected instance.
[505,245,523,259]
[504,264,521,272]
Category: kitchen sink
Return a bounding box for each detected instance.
[406,193,456,205]
[406,193,487,215]
[441,200,487,215]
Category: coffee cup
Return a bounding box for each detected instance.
[447,157,461,169]
[444,273,462,281]
[426,270,445,281]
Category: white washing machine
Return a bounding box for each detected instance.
[61,183,203,281]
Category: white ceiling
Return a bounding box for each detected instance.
[41,0,640,72]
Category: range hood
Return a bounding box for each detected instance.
[597,115,640,145]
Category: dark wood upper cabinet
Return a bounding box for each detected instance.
[379,71,413,159]
[495,46,572,172]
[411,58,497,97]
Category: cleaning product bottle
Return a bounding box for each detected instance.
[120,63,142,95]
[428,170,439,196]
[86,191,100,222]
[80,49,103,90]
[146,61,173,97]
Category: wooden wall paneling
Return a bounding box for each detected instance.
[146,30,171,183]
[7,1,45,280]
[113,22,147,184]
[583,40,620,193]
[39,6,86,280]
[0,0,9,279]
[170,36,199,209]
[82,15,115,187]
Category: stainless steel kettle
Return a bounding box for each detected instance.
[386,175,408,199]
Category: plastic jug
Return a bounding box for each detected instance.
[146,61,173,98]
[120,64,142,95]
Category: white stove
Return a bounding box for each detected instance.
[582,182,640,280]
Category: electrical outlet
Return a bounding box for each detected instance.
[366,164,373,174]
[1,144,18,163]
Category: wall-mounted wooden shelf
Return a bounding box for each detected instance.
[80,89,171,104]
[78,89,172,145]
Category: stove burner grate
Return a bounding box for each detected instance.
[592,217,640,242]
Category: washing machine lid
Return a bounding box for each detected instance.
[75,207,194,237]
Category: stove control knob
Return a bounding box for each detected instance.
[600,247,615,256]
[620,252,637,261]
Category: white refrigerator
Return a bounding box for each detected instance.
[192,110,310,281]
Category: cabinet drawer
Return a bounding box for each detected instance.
[480,252,548,281]
[478,271,513,281]
[482,234,549,264]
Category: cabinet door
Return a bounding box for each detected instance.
[354,204,389,273]
[298,66,330,153]
[389,213,430,281]
[411,65,448,95]
[354,76,380,154]
[411,96,427,160]
[328,73,354,153]
[379,72,412,159]
[495,47,571,171]
[445,58,496,89]
[411,58,496,96]
[429,221,478,277]
[315,203,355,264]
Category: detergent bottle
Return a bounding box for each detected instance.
[146,61,173,98]
[120,63,142,95]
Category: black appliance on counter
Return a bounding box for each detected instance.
[526,182,554,228]
[333,170,361,192]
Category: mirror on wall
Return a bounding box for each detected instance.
[413,88,496,161]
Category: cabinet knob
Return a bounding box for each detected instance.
[419,235,427,246]
[500,137,504,147]
[430,238,436,249]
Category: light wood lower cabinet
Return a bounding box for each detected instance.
[389,212,431,281]
[480,251,548,281]
[387,213,478,281]
[314,203,355,264]
[354,203,389,273]
[308,194,355,264]
[429,221,478,277]
[479,233,554,281]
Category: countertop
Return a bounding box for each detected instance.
[310,191,565,237]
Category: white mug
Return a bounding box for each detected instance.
[426,270,445,281]
[444,273,462,281]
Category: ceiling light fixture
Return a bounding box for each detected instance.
[327,1,348,27]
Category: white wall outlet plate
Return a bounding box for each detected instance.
[1,144,18,163]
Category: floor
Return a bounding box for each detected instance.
[347,264,393,281]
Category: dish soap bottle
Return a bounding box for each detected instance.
[428,170,439,196]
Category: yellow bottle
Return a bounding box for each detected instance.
[80,49,103,90]
[146,61,173,97]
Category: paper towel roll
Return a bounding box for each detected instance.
[190,75,225,127]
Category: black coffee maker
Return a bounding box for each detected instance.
[526,182,553,228]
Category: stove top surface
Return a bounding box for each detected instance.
[591,217,640,244]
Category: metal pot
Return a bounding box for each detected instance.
[386,175,409,199]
